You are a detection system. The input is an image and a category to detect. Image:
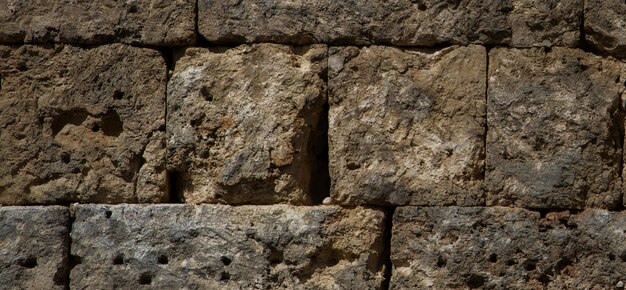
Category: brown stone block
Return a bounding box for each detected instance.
[329,45,486,206]
[0,44,167,204]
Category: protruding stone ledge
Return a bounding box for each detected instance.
[166,44,327,205]
[328,45,486,206]
[391,207,626,289]
[0,44,167,205]
[199,0,580,47]
[0,0,195,45]
[0,206,69,289]
[487,47,625,209]
[584,0,626,59]
[70,204,386,289]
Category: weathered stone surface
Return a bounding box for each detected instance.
[584,0,626,59]
[167,44,327,205]
[391,207,626,289]
[328,45,486,206]
[0,206,69,289]
[487,47,625,209]
[0,44,167,204]
[70,204,385,289]
[199,0,580,47]
[0,0,195,45]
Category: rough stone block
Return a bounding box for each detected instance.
[198,0,580,47]
[0,206,69,289]
[70,204,385,289]
[391,207,626,289]
[0,44,167,205]
[487,47,625,209]
[0,0,195,45]
[584,0,626,59]
[328,45,486,206]
[167,44,327,205]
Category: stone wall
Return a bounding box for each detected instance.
[1,1,625,289]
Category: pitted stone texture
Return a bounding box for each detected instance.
[391,207,626,289]
[584,0,626,59]
[70,204,385,289]
[167,44,327,205]
[328,45,485,206]
[199,0,580,47]
[0,44,167,205]
[0,206,69,289]
[487,47,624,209]
[0,0,195,45]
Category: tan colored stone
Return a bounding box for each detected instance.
[0,0,195,45]
[328,45,486,206]
[70,204,385,289]
[487,47,625,209]
[391,207,626,289]
[199,0,580,47]
[167,44,327,205]
[0,44,167,204]
[0,206,69,289]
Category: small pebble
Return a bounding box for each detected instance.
[322,197,332,205]
[616,281,624,288]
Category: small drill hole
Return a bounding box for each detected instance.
[524,261,537,271]
[105,210,112,218]
[112,254,124,265]
[436,255,447,268]
[488,253,498,263]
[112,90,124,100]
[158,255,169,264]
[200,86,213,101]
[16,257,37,268]
[139,273,152,285]
[220,256,231,266]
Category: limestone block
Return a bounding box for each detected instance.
[391,207,626,289]
[0,44,167,204]
[584,0,626,59]
[199,0,580,47]
[0,0,195,45]
[0,206,69,289]
[328,45,486,206]
[167,44,327,204]
[487,47,625,209]
[70,204,386,289]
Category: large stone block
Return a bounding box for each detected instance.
[487,47,625,209]
[584,0,626,59]
[391,207,626,289]
[167,44,327,204]
[0,206,69,289]
[0,0,195,45]
[0,44,167,205]
[70,204,386,289]
[198,0,580,47]
[328,45,486,206]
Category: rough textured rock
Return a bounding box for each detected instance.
[328,45,486,206]
[0,0,195,45]
[0,206,69,289]
[584,0,626,59]
[167,44,327,205]
[0,44,167,205]
[487,47,625,209]
[70,204,385,289]
[391,207,626,289]
[199,0,580,47]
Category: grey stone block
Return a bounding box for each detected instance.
[70,204,386,289]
